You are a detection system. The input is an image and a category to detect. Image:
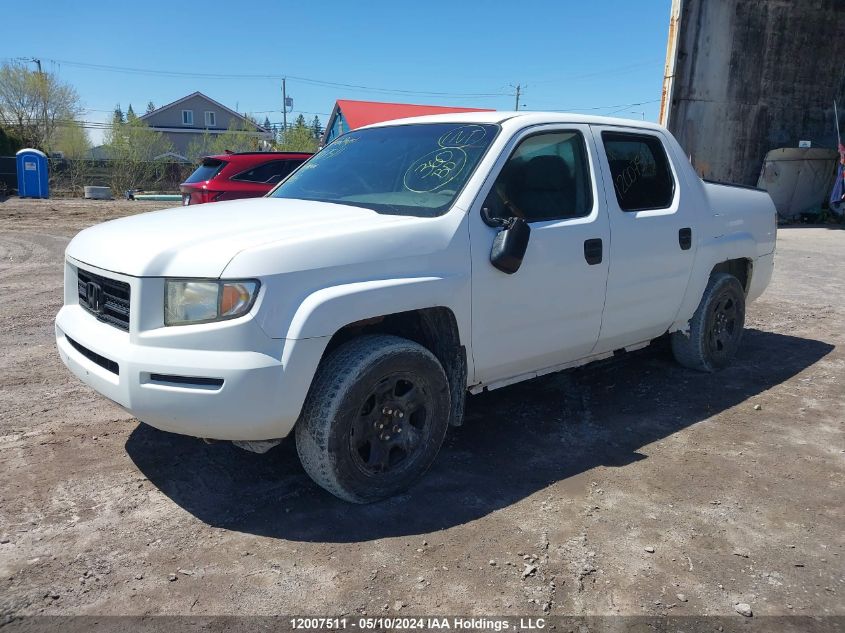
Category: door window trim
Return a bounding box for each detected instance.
[600,130,676,212]
[479,128,596,226]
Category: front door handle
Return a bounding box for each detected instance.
[584,238,603,265]
[679,227,692,250]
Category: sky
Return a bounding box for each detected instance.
[1,0,672,145]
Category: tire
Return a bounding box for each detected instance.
[671,273,746,372]
[295,335,451,503]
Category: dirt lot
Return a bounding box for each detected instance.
[0,198,842,623]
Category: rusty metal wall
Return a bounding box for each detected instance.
[662,0,845,186]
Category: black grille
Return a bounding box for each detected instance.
[77,268,131,331]
[66,336,119,375]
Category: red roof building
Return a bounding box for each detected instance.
[322,99,493,145]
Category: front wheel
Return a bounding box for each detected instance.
[671,273,746,372]
[295,335,451,503]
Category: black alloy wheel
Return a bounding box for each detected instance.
[351,373,431,475]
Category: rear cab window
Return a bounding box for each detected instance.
[601,132,675,211]
[185,158,226,183]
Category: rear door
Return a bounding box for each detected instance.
[469,124,610,384]
[590,126,697,353]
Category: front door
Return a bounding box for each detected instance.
[469,125,611,385]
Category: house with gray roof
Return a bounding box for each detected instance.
[140,92,271,160]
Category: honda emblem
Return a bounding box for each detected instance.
[86,281,103,313]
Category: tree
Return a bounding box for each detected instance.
[0,60,82,152]
[184,130,216,162]
[277,114,318,152]
[146,101,156,114]
[103,116,173,193]
[113,104,125,126]
[0,126,23,155]
[53,120,90,158]
[186,116,265,160]
[126,104,136,120]
[263,116,271,131]
[53,120,91,195]
[311,115,322,141]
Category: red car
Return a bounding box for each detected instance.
[180,151,312,205]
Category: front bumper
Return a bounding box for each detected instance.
[56,270,328,441]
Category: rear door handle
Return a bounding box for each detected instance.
[583,238,603,265]
[679,227,692,250]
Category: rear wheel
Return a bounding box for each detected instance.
[671,273,746,372]
[295,335,451,503]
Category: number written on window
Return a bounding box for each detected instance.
[602,132,674,211]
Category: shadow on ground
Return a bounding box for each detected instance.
[126,329,833,543]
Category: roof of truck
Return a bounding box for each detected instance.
[364,110,668,132]
[333,100,493,130]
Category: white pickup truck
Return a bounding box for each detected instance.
[56,112,776,502]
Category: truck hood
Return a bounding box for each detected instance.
[65,198,417,277]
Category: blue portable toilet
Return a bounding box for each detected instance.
[16,148,49,198]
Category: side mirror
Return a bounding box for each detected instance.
[489,216,530,274]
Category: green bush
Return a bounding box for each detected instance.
[0,127,23,155]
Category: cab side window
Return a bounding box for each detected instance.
[483,131,593,223]
[601,132,675,211]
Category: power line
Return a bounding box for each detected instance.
[82,104,329,116]
[9,56,666,118]
[81,107,332,118]
[251,109,331,116]
[31,57,511,99]
[54,120,274,134]
[69,99,662,132]
[527,59,663,85]
[547,99,662,113]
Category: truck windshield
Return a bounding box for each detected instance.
[270,123,499,217]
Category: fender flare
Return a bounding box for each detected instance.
[283,276,471,343]
[670,232,756,333]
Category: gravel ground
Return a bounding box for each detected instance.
[0,198,842,624]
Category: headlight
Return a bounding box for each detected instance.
[164,279,259,326]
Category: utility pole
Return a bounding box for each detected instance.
[281,78,287,135]
[514,84,521,111]
[25,58,48,150]
[280,79,294,145]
